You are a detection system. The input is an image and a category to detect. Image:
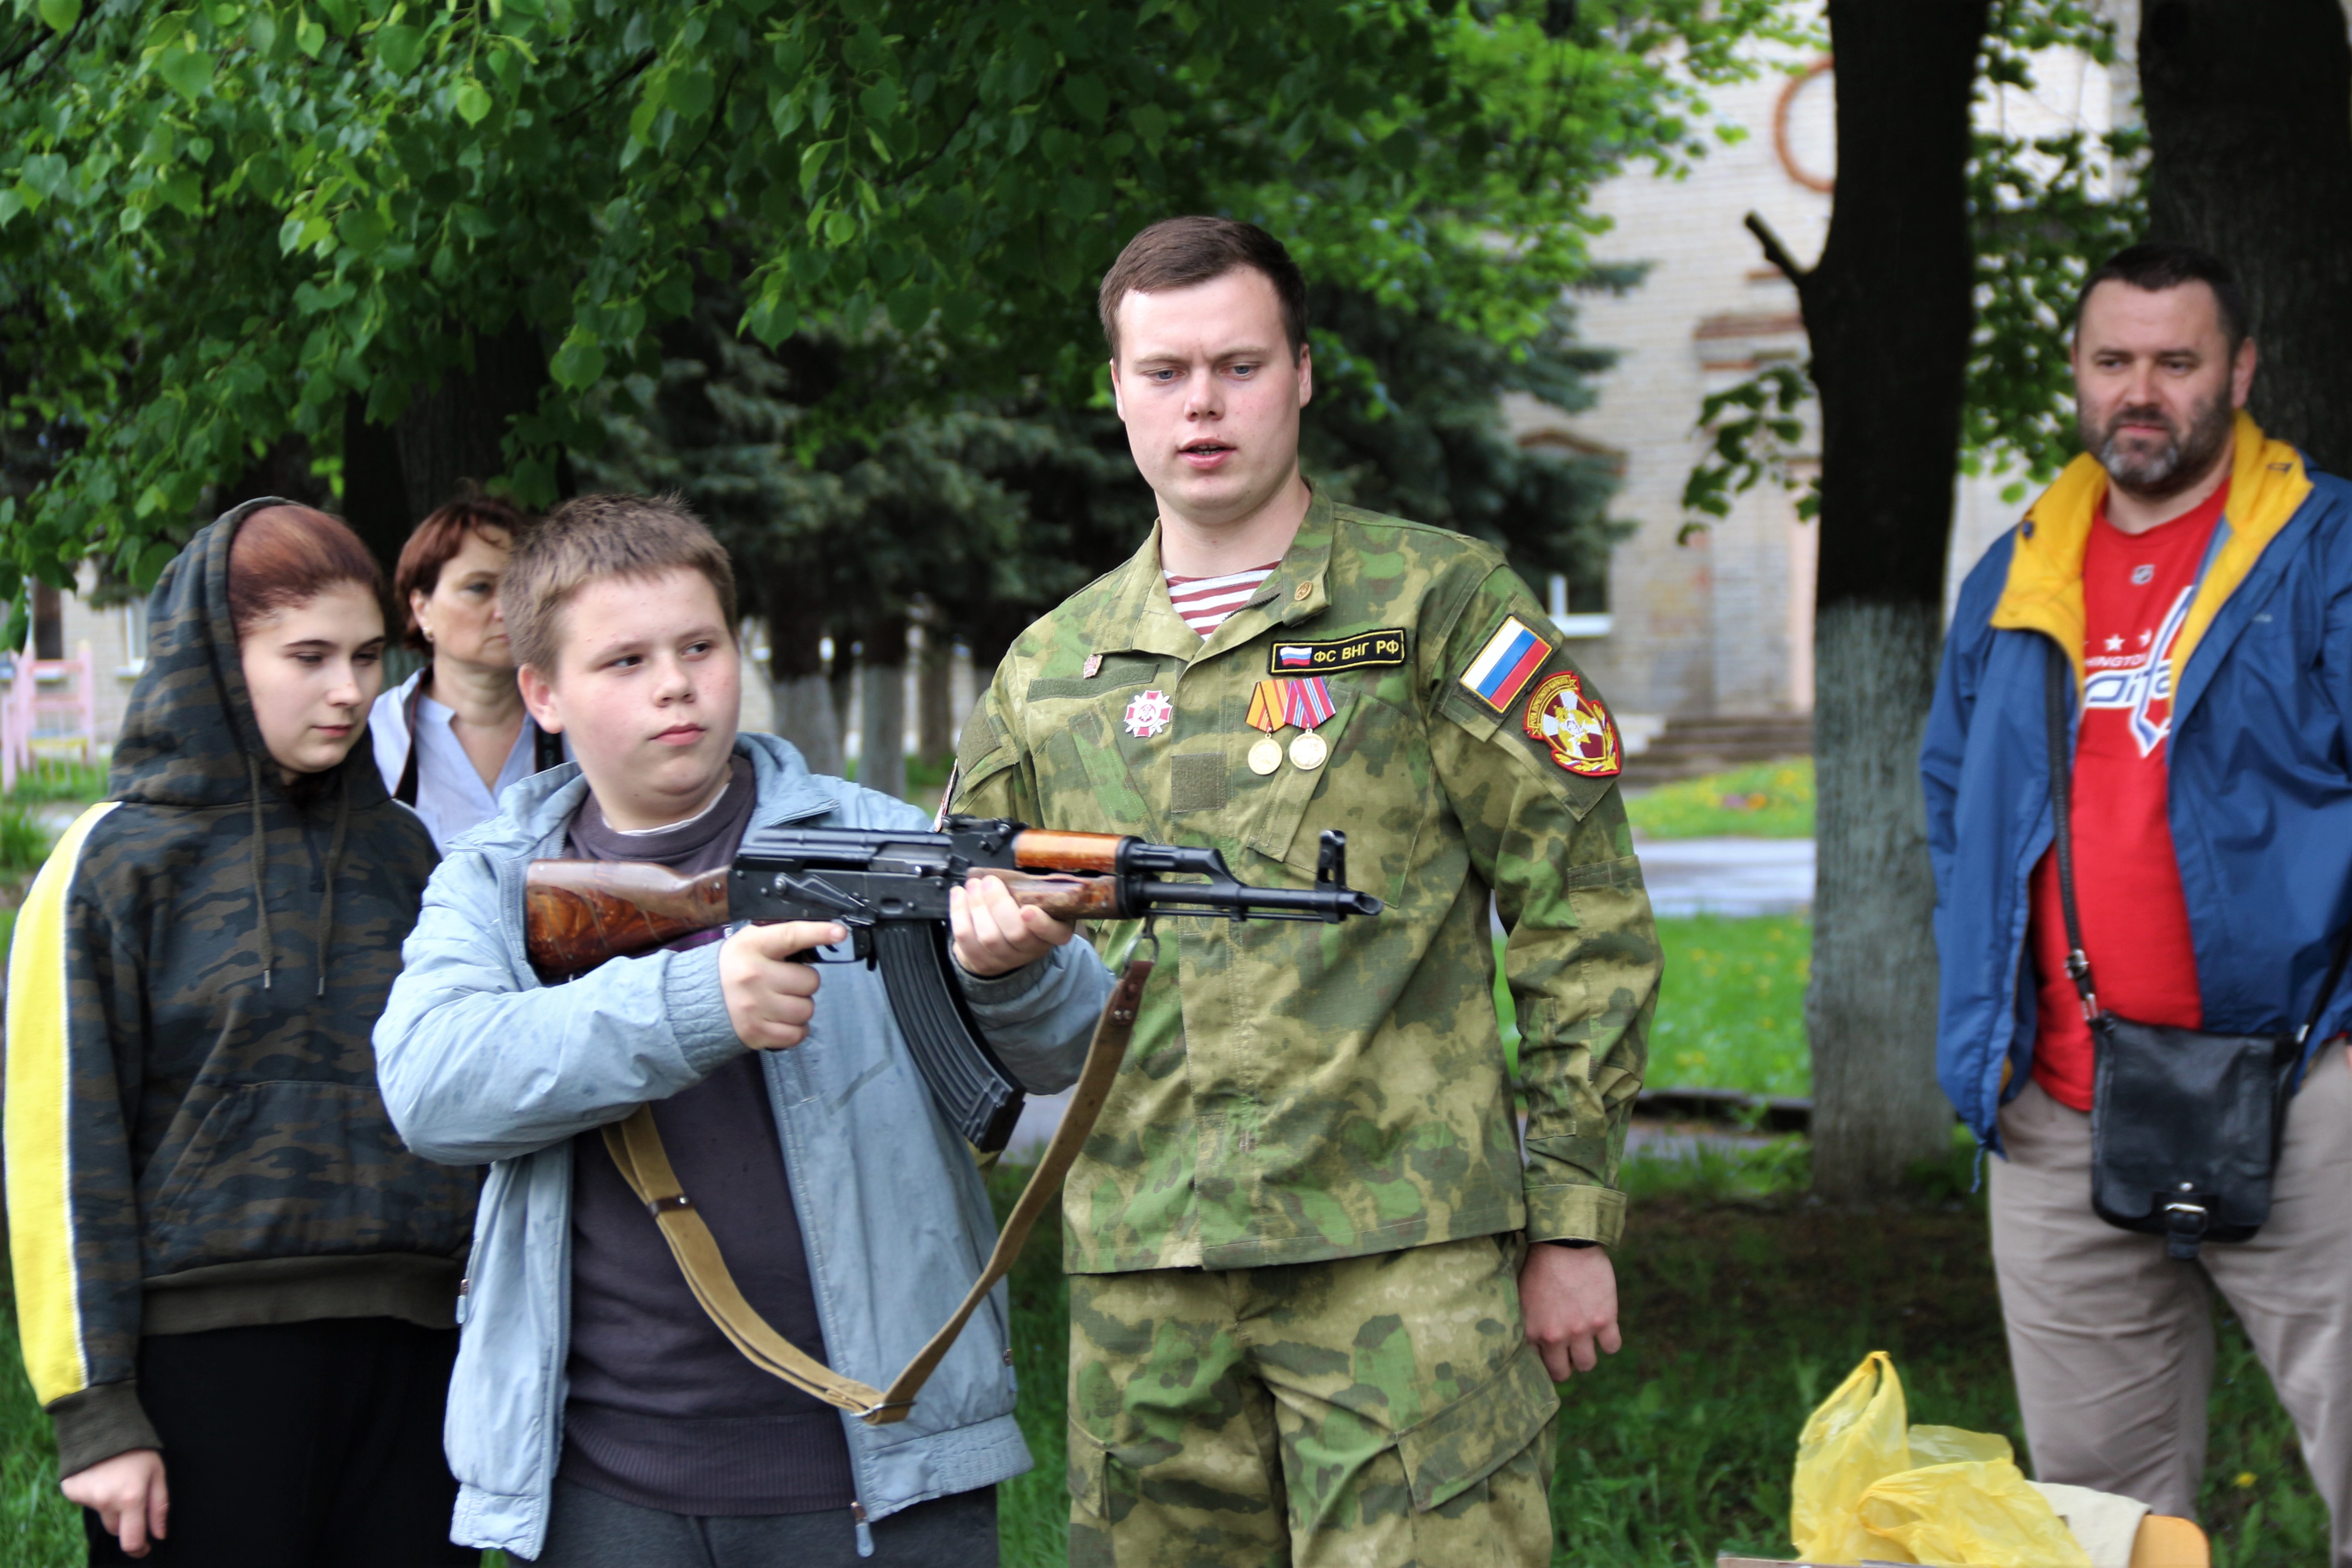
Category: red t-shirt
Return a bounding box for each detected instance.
[2027,480,2229,1110]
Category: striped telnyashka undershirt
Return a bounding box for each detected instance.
[1164,562,1282,638]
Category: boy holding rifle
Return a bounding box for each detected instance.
[373,494,1114,1567]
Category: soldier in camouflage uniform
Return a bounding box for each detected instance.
[951,218,1659,1565]
[4,500,472,1563]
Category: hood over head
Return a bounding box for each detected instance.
[110,496,395,812]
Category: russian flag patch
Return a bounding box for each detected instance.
[1458,615,1551,712]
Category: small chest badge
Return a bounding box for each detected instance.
[1524,671,1621,777]
[1123,689,1176,739]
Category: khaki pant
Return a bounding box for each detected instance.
[1990,1042,2352,1565]
[1065,1234,1559,1568]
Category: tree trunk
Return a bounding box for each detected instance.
[858,615,908,800]
[760,575,843,774]
[916,616,957,769]
[392,318,555,518]
[829,626,858,752]
[340,318,555,575]
[339,400,412,575]
[1770,0,1989,1200]
[2139,0,2352,472]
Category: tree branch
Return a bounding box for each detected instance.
[1744,211,1809,285]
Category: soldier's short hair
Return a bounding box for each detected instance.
[1098,216,1308,363]
[2076,241,2252,351]
[500,492,737,676]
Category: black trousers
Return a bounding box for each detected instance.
[526,1476,998,1568]
[84,1317,471,1568]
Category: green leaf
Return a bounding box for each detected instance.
[744,292,799,347]
[37,0,81,34]
[316,0,356,30]
[18,154,68,200]
[156,47,217,104]
[134,541,179,590]
[1129,103,1169,145]
[0,190,22,228]
[823,208,856,245]
[157,170,204,216]
[1063,74,1107,124]
[335,206,391,255]
[454,79,493,125]
[666,68,715,119]
[376,24,425,77]
[247,10,278,54]
[296,13,325,57]
[549,327,606,391]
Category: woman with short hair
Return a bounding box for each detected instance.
[371,490,561,850]
[5,499,473,1565]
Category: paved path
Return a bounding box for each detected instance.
[1633,835,1813,918]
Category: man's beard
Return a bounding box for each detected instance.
[2085,388,2234,499]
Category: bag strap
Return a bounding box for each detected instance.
[598,943,1155,1426]
[2043,643,2099,1021]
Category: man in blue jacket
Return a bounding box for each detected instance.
[1923,242,2352,1560]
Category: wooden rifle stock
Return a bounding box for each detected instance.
[526,859,731,977]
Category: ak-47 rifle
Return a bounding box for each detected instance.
[524,815,1384,1151]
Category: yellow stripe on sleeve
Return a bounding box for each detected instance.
[5,801,120,1405]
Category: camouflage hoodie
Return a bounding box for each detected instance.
[3,499,466,1477]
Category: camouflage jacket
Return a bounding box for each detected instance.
[954,491,1659,1274]
[2,500,465,1478]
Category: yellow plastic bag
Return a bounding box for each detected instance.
[1791,1351,1912,1563]
[1859,1461,2091,1568]
[1789,1353,2091,1566]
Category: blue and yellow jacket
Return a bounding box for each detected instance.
[3,501,463,1478]
[1922,412,2352,1145]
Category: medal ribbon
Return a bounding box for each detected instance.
[1246,679,1285,734]
[1282,676,1336,731]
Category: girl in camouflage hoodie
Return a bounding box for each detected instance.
[5,500,474,1565]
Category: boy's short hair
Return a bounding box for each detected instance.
[1097,216,1308,363]
[501,492,737,675]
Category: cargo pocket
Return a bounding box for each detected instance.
[1066,1418,1137,1524]
[1393,1342,1559,1514]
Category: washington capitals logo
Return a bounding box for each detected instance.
[2082,587,2194,755]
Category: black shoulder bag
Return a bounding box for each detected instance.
[2044,644,2349,1260]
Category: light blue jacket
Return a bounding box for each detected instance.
[373,734,1112,1558]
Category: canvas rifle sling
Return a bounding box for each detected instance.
[599,947,1153,1426]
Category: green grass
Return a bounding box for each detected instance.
[1498,916,1812,1098]
[980,1156,2326,1567]
[1,898,2324,1563]
[2,762,108,807]
[5,1179,2320,1568]
[1627,759,1813,840]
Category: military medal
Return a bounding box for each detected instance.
[1123,689,1175,739]
[1283,676,1336,770]
[1245,679,1285,774]
[1081,653,1103,679]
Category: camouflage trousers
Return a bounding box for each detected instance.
[1066,1233,1560,1568]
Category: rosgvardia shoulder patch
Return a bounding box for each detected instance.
[1522,669,1621,777]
